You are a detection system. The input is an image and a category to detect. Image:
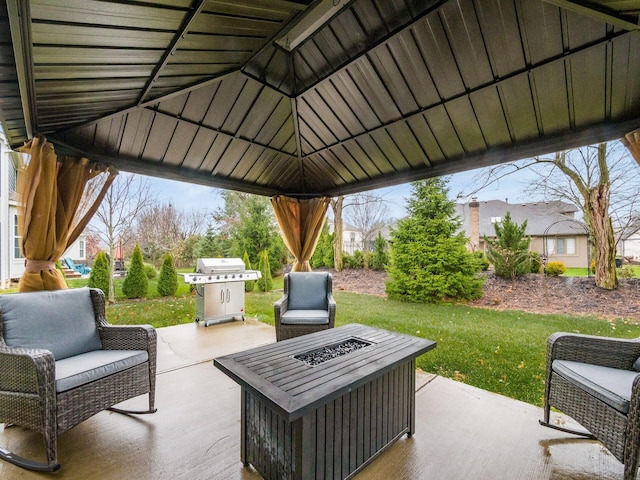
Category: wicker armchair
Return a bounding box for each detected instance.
[539,332,640,480]
[0,288,157,472]
[274,272,336,341]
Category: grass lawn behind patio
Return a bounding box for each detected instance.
[49,273,640,407]
[245,283,640,407]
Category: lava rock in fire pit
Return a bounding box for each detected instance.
[295,338,371,366]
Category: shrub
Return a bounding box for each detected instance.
[88,251,110,294]
[310,222,333,269]
[590,259,596,274]
[371,233,388,271]
[144,263,157,279]
[528,251,542,274]
[618,265,636,279]
[122,243,148,299]
[363,251,374,269]
[242,251,255,292]
[256,249,273,292]
[351,250,365,268]
[157,254,178,297]
[545,261,566,276]
[472,251,490,271]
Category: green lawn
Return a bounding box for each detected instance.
[564,266,640,277]
[245,286,640,407]
[19,272,640,408]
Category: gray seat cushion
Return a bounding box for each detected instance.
[553,360,637,414]
[0,288,102,360]
[55,350,149,392]
[288,273,329,311]
[281,310,330,325]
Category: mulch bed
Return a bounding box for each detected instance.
[322,268,640,322]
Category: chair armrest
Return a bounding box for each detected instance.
[98,325,157,353]
[327,293,337,328]
[547,332,640,370]
[0,344,55,395]
[274,294,289,327]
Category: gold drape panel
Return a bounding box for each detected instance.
[271,195,330,272]
[17,136,117,292]
[622,129,640,167]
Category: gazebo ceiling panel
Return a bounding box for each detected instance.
[1,0,639,198]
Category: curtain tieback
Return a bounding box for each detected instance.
[25,259,56,272]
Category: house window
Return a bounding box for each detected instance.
[350,232,355,242]
[546,237,576,255]
[13,214,23,259]
[491,217,502,224]
[79,239,85,258]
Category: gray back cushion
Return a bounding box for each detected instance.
[0,288,102,360]
[288,272,329,311]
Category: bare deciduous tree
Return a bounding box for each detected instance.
[331,193,390,271]
[469,141,640,290]
[346,193,389,251]
[134,203,208,266]
[87,173,156,302]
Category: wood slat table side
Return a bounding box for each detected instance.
[214,324,436,421]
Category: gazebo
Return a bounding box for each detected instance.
[1,0,638,285]
[0,2,639,477]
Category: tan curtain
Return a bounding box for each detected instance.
[271,195,330,272]
[17,136,117,292]
[622,128,640,167]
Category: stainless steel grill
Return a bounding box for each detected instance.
[182,258,261,327]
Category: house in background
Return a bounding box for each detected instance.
[618,221,640,262]
[456,199,590,269]
[0,131,88,288]
[330,221,394,255]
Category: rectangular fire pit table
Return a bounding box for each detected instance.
[214,323,436,480]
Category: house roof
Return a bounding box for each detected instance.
[1,0,639,198]
[456,200,587,236]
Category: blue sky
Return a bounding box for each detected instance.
[143,162,540,221]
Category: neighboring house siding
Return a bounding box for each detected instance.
[619,233,640,261]
[457,199,589,269]
[330,221,393,255]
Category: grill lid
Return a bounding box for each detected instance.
[196,258,246,274]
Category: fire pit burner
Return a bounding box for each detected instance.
[294,338,372,366]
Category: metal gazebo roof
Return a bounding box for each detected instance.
[1,0,639,197]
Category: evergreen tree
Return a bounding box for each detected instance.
[157,253,178,296]
[256,249,273,292]
[228,194,286,275]
[310,221,333,268]
[386,178,484,303]
[371,232,388,271]
[88,251,110,295]
[484,211,531,279]
[122,243,148,299]
[195,225,226,259]
[242,250,255,292]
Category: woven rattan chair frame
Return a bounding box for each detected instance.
[0,288,157,472]
[274,273,336,342]
[540,332,640,480]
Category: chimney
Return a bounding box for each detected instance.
[469,197,480,250]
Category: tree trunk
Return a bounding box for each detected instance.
[332,196,344,271]
[589,184,618,289]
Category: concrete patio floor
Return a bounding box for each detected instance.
[0,319,626,479]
